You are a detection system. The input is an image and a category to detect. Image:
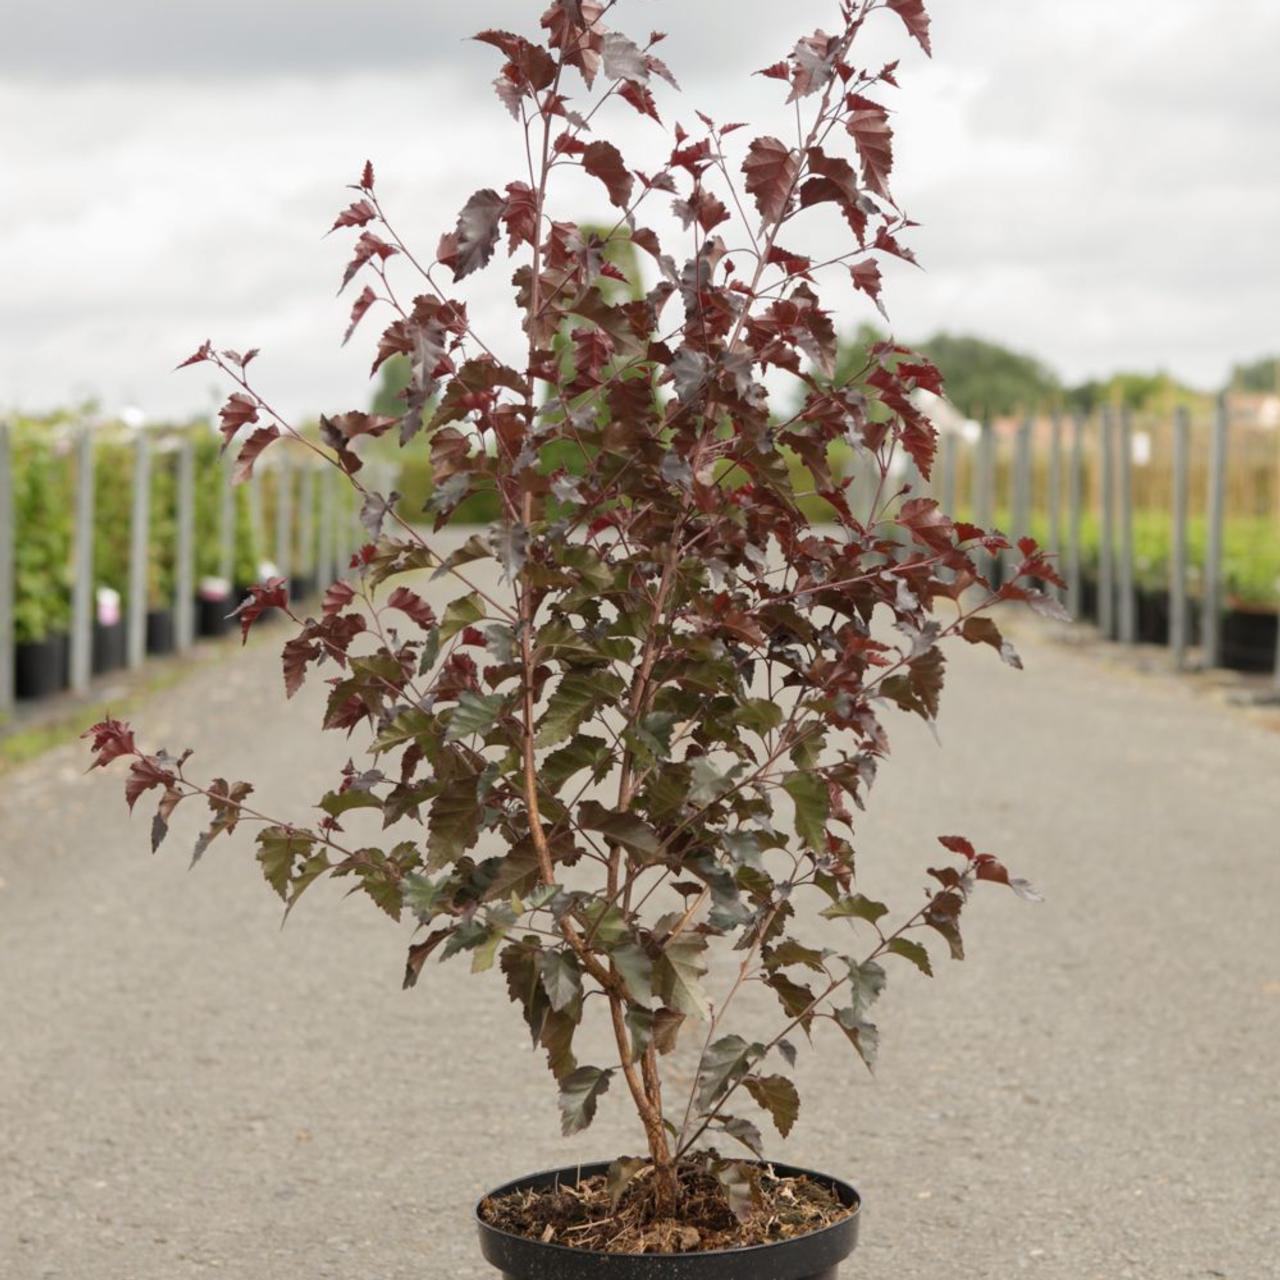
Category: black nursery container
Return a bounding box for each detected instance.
[15,632,69,700]
[1220,606,1279,673]
[289,572,317,602]
[476,1162,861,1280]
[196,594,233,639]
[146,609,176,655]
[92,620,127,675]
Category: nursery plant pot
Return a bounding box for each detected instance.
[289,572,317,602]
[476,1162,861,1280]
[1220,605,1279,673]
[15,633,70,700]
[146,608,176,655]
[196,595,233,639]
[1079,574,1098,624]
[92,619,127,675]
[1135,588,1170,646]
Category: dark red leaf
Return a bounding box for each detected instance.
[218,392,259,450]
[322,580,356,616]
[329,199,377,233]
[360,160,375,191]
[82,717,137,769]
[232,425,280,485]
[340,230,398,293]
[233,576,290,643]
[502,181,539,251]
[343,285,378,346]
[846,101,894,201]
[387,586,437,632]
[850,259,886,318]
[126,756,176,813]
[619,79,662,124]
[448,188,507,282]
[175,340,213,370]
[743,136,799,225]
[887,0,933,56]
[938,835,976,860]
[583,140,634,209]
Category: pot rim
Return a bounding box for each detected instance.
[475,1158,861,1262]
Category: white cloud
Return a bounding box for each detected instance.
[1,0,1276,419]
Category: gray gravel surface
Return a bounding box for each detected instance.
[2,558,1277,1279]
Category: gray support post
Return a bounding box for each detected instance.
[1067,413,1085,619]
[218,445,235,585]
[975,416,995,580]
[0,424,14,714]
[1048,412,1063,599]
[1170,406,1191,669]
[1117,407,1137,644]
[299,464,316,584]
[127,433,151,670]
[318,468,335,585]
[175,435,196,651]
[248,468,264,579]
[274,455,293,582]
[1098,407,1116,639]
[1202,392,1229,668]
[1013,415,1032,536]
[940,429,957,514]
[70,427,95,693]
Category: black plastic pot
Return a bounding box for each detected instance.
[290,572,317,602]
[92,619,127,675]
[476,1162,860,1280]
[1135,588,1169,646]
[1220,606,1279,673]
[15,632,70,700]
[196,594,233,639]
[146,608,176,655]
[1079,574,1098,623]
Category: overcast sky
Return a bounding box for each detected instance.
[2,0,1277,421]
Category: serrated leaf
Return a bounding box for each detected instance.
[696,1035,762,1110]
[715,1115,764,1158]
[745,1074,800,1138]
[539,950,583,1012]
[656,935,710,1020]
[579,800,660,858]
[845,958,887,1017]
[537,671,624,747]
[821,893,888,924]
[444,690,507,742]
[743,136,799,225]
[541,735,611,793]
[449,188,506,281]
[439,593,486,641]
[255,827,314,900]
[427,774,480,867]
[835,1008,880,1071]
[583,140,634,208]
[783,771,828,851]
[558,1066,612,1136]
[887,936,934,976]
[609,941,654,1004]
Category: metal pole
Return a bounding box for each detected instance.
[1067,413,1084,619]
[70,426,95,692]
[940,430,957,515]
[1013,415,1032,538]
[248,468,264,581]
[0,423,14,713]
[274,454,293,583]
[1202,392,1229,668]
[1170,405,1190,669]
[975,416,995,580]
[218,444,235,586]
[1098,407,1116,639]
[299,464,316,585]
[1048,411,1063,600]
[175,435,196,651]
[127,433,151,670]
[1117,407,1137,644]
[318,468,335,586]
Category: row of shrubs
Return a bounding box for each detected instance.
[8,419,349,701]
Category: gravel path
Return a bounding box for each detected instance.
[2,556,1277,1279]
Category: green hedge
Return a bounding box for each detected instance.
[13,427,73,644]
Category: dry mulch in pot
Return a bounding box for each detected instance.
[479,1156,855,1255]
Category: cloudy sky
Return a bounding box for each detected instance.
[2,0,1277,421]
